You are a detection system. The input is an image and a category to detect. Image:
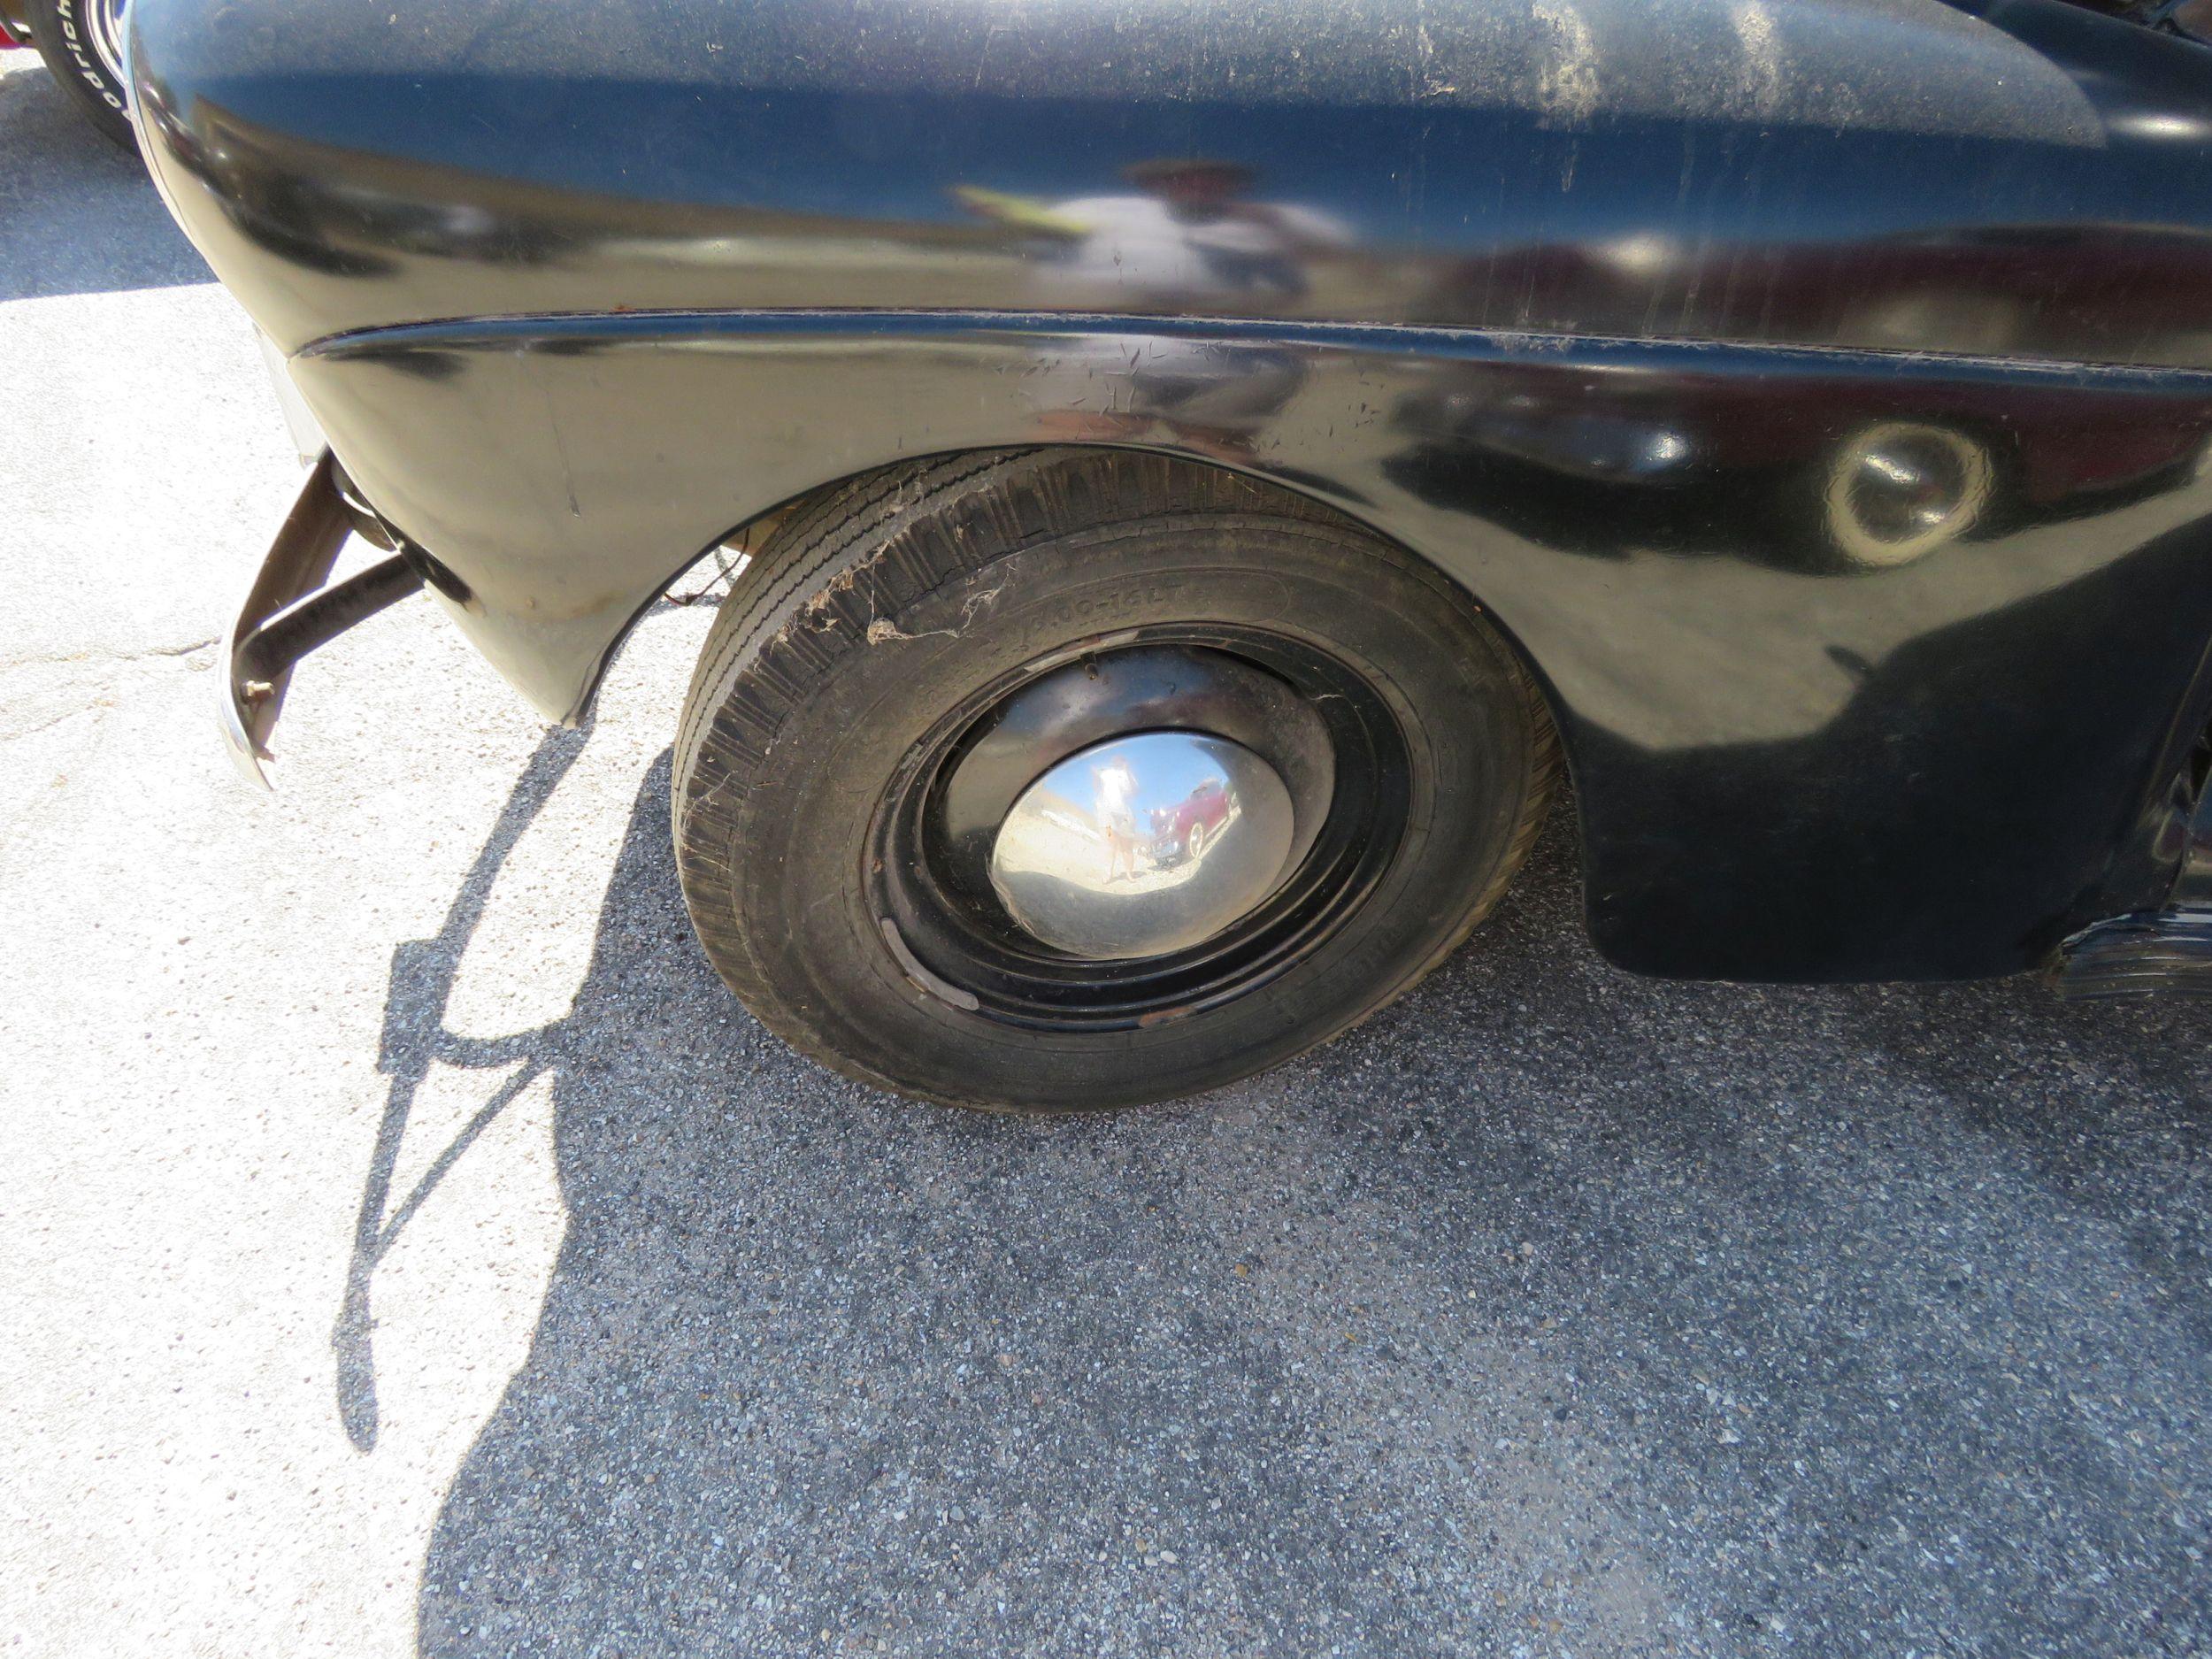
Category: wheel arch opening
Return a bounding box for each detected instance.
[606,441,1572,778]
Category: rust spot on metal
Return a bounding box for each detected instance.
[1137,1002,1200,1029]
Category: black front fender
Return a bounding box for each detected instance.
[131,0,2212,979]
[290,309,2212,980]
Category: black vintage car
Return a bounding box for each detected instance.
[130,0,2212,1108]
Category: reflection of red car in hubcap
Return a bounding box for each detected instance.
[1150,776,1232,865]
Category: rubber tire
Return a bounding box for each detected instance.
[26,0,134,150]
[673,448,1558,1111]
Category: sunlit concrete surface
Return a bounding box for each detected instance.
[4,50,2212,1659]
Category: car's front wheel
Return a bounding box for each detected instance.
[672,449,1556,1110]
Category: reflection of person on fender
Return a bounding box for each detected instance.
[975,157,1348,306]
[1091,752,1140,883]
[956,160,1352,458]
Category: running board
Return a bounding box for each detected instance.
[2056,910,2212,999]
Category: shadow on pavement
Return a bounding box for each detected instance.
[364,727,2212,1657]
[0,58,209,301]
[336,725,595,1453]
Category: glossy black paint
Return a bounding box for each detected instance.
[131,1,2212,359]
[2062,755,2212,997]
[131,0,2212,980]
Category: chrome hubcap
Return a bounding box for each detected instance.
[88,0,129,90]
[989,730,1297,961]
[867,630,1402,1031]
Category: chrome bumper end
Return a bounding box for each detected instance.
[221,450,425,787]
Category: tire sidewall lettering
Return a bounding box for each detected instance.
[51,0,124,107]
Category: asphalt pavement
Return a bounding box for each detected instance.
[4,52,2212,1659]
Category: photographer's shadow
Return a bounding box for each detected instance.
[373,728,2212,1657]
[373,733,1666,1657]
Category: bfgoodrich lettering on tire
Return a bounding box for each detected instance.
[27,0,135,150]
[673,449,1558,1111]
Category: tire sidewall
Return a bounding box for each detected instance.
[27,0,135,150]
[683,511,1537,1109]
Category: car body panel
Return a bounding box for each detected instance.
[284,308,2212,979]
[128,0,2212,979]
[132,0,2212,362]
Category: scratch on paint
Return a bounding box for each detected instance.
[1531,1,1600,129]
[528,353,583,520]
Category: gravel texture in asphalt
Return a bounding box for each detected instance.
[4,53,2212,1659]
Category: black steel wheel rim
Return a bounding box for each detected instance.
[865,625,1411,1032]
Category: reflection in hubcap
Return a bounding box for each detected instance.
[989,730,1297,961]
[94,0,128,81]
